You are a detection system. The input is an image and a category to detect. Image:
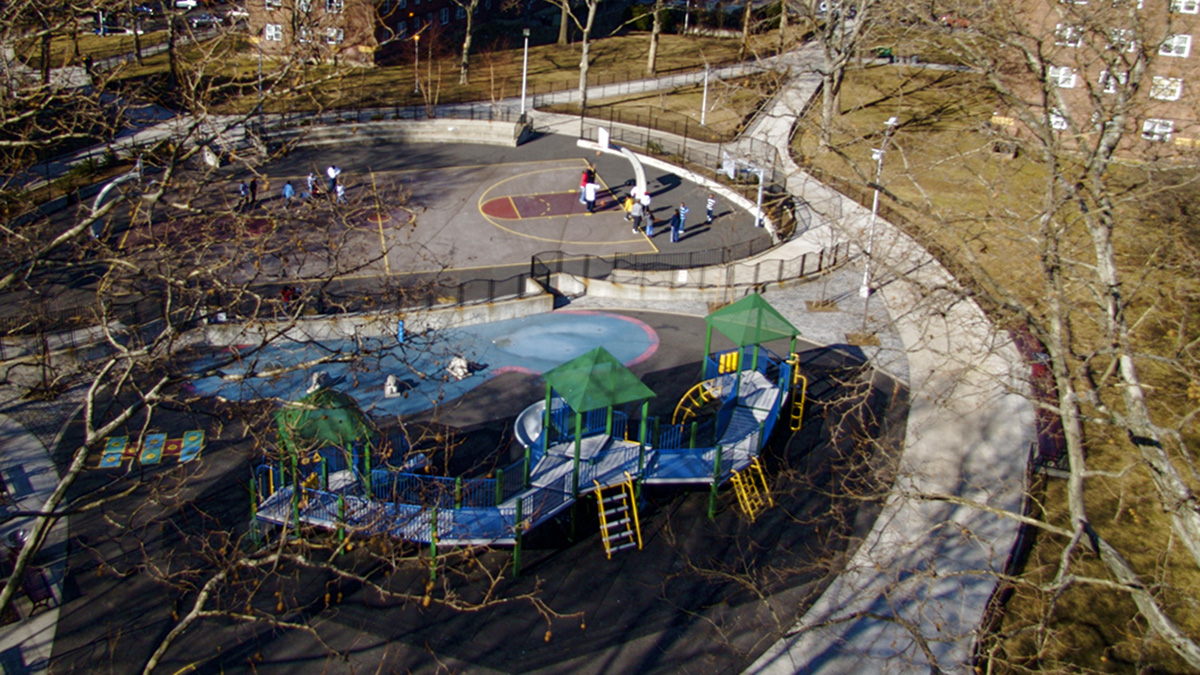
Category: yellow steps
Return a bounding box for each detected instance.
[595,472,643,559]
[730,457,774,522]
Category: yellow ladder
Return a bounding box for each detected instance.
[594,472,643,559]
[730,457,774,522]
[672,378,725,425]
[788,353,808,432]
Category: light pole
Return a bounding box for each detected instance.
[413,32,420,94]
[700,65,709,126]
[520,28,530,117]
[859,116,900,304]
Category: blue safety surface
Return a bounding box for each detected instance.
[187,311,660,417]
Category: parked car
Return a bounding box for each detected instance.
[189,11,219,27]
[174,0,198,10]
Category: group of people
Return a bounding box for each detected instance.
[235,164,348,211]
[622,183,717,244]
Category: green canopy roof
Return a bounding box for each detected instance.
[276,387,375,452]
[542,346,656,413]
[706,293,799,347]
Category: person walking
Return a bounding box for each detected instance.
[641,192,654,235]
[579,167,593,204]
[669,208,682,243]
[706,194,716,223]
[629,199,644,234]
[327,165,341,192]
[249,177,259,205]
[678,202,689,237]
[282,181,295,207]
[238,181,249,210]
[335,183,347,204]
[584,181,598,213]
[306,172,318,198]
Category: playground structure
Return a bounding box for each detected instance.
[252,294,806,568]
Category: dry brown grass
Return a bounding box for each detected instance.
[795,62,1200,674]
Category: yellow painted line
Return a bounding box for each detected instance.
[377,211,391,276]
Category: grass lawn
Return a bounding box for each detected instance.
[794,62,1200,673]
[18,29,170,71]
[104,31,782,114]
[543,72,780,142]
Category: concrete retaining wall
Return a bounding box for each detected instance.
[204,291,553,346]
[274,119,531,148]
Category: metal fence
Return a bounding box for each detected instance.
[531,241,849,290]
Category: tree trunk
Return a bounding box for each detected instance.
[819,66,841,148]
[647,0,662,75]
[778,0,788,52]
[740,0,752,58]
[459,17,473,84]
[558,4,569,45]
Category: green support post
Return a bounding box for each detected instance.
[495,468,504,505]
[454,476,463,509]
[605,407,613,437]
[337,495,346,553]
[364,442,372,494]
[708,445,724,520]
[429,507,438,582]
[513,499,524,577]
[320,458,328,490]
[571,412,583,498]
[637,401,649,498]
[689,421,698,449]
[251,466,258,512]
[702,324,713,380]
[290,448,301,529]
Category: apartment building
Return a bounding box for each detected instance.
[248,0,498,65]
[992,0,1200,151]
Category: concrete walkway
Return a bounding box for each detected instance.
[0,40,1034,674]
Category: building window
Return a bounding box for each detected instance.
[1151,76,1184,100]
[1055,24,1084,47]
[326,26,344,43]
[426,11,433,24]
[265,0,282,9]
[439,7,449,23]
[1172,0,1199,12]
[297,25,310,42]
[1050,109,1070,130]
[455,5,465,18]
[1142,118,1174,141]
[297,0,311,9]
[1099,69,1127,93]
[1048,65,1077,88]
[397,20,406,37]
[264,23,283,40]
[1108,28,1136,52]
[1161,34,1193,57]
[326,0,343,12]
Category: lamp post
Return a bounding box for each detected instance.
[520,28,530,117]
[413,32,420,93]
[700,65,709,126]
[859,116,900,305]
